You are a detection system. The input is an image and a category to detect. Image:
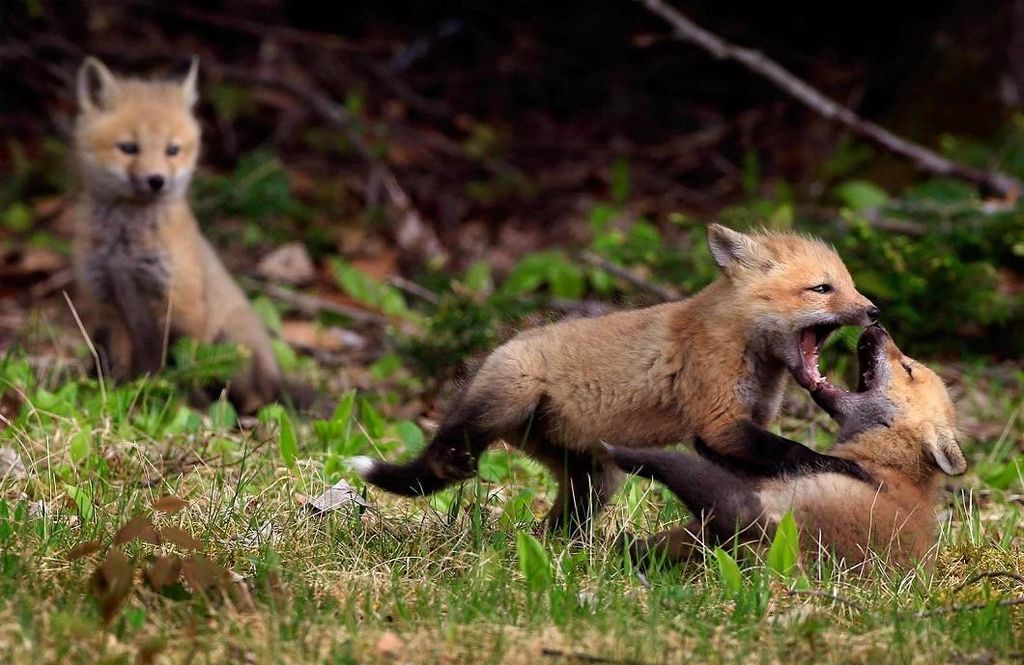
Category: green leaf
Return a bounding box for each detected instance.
[208,399,238,431]
[394,421,425,451]
[766,511,800,577]
[331,389,357,427]
[516,532,552,591]
[835,180,889,211]
[546,259,585,299]
[360,400,385,439]
[277,412,298,468]
[463,260,493,294]
[64,485,94,521]
[611,157,631,205]
[69,427,92,464]
[715,547,743,597]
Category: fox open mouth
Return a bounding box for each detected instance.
[810,324,888,402]
[796,323,840,389]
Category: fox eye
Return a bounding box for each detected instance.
[117,141,139,155]
[902,363,914,378]
[166,144,180,157]
[808,284,833,294]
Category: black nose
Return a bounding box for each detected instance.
[866,306,880,322]
[147,175,165,192]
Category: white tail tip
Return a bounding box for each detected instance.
[347,456,376,477]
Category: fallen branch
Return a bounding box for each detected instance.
[580,251,680,302]
[239,277,392,327]
[636,0,1023,198]
[953,570,1024,594]
[388,275,440,306]
[215,66,449,268]
[919,594,1024,617]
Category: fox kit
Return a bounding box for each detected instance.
[70,56,281,413]
[354,224,879,531]
[607,325,967,568]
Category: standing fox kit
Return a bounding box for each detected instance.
[608,325,967,567]
[71,56,281,413]
[355,224,879,531]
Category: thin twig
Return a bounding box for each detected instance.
[388,275,440,306]
[952,570,1024,595]
[919,595,1024,617]
[580,251,680,302]
[636,0,1023,198]
[214,65,449,268]
[541,647,651,665]
[784,588,866,612]
[239,277,392,327]
[62,291,106,403]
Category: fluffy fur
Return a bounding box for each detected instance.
[607,325,966,568]
[70,56,282,413]
[357,224,878,532]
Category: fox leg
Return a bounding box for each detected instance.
[700,420,873,483]
[354,388,517,496]
[605,446,765,544]
[622,519,706,567]
[537,446,623,535]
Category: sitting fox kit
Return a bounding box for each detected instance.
[71,56,281,413]
[607,325,967,567]
[355,224,879,531]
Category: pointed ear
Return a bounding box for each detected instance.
[706,224,769,276]
[180,55,200,108]
[923,422,967,476]
[77,56,120,113]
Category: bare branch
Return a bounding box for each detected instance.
[580,251,680,302]
[239,277,392,327]
[636,0,1023,198]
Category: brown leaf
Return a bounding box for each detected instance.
[66,540,102,561]
[181,554,224,592]
[135,637,165,665]
[151,496,189,514]
[145,555,182,591]
[161,526,202,550]
[90,549,133,624]
[114,516,161,546]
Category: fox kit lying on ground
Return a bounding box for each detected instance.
[70,56,282,413]
[607,325,967,568]
[354,224,879,531]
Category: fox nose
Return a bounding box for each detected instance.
[147,175,165,192]
[866,306,880,322]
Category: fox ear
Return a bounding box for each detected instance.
[923,422,967,476]
[706,224,768,276]
[77,56,119,113]
[180,55,200,108]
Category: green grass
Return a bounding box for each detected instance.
[0,345,1022,665]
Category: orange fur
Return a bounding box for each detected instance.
[70,57,281,413]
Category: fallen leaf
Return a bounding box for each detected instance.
[90,549,133,623]
[181,554,224,592]
[239,521,276,548]
[161,526,202,550]
[114,516,161,546]
[66,540,102,561]
[146,555,182,590]
[306,479,371,514]
[0,448,27,480]
[375,631,405,658]
[258,242,316,285]
[151,496,189,514]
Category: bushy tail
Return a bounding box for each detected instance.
[349,454,457,496]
